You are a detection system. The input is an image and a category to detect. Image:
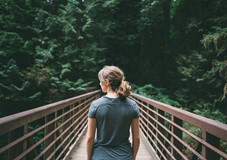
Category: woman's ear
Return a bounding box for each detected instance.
[105,79,110,86]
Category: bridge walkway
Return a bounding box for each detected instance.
[71,130,159,160]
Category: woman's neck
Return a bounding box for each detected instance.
[106,91,119,98]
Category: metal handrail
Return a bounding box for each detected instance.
[0,90,100,160]
[131,93,227,160]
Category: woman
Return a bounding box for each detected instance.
[86,65,140,160]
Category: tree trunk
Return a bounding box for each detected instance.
[160,0,171,54]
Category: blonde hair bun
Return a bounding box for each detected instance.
[98,66,131,98]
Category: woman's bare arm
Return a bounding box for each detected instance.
[86,118,96,160]
[131,118,140,160]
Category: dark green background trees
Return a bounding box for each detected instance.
[0,0,226,123]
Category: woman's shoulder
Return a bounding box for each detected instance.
[92,96,138,107]
[124,97,137,105]
[92,96,108,105]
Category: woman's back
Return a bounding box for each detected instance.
[89,96,140,146]
[88,96,140,159]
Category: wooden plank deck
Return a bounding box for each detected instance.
[70,131,159,160]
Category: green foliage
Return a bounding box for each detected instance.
[0,59,28,101]
[0,0,227,125]
[173,0,227,123]
[139,0,162,30]
[194,107,227,124]
[176,51,222,91]
[175,50,227,123]
[0,0,105,117]
[201,27,227,50]
[133,84,181,107]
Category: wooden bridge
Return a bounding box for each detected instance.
[0,90,227,160]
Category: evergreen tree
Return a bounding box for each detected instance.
[0,0,104,117]
[173,0,227,122]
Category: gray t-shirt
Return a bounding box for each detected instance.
[88,96,140,160]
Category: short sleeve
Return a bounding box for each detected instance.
[88,101,97,118]
[132,103,140,118]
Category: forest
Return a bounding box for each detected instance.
[0,0,226,123]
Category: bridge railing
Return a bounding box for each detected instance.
[1,91,226,160]
[131,93,227,160]
[0,90,100,160]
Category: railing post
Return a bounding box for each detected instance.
[70,104,74,143]
[78,100,82,133]
[171,116,182,160]
[206,133,220,160]
[8,127,24,160]
[157,109,164,159]
[22,125,28,160]
[73,102,80,140]
[61,106,71,157]
[146,104,150,141]
[141,101,147,138]
[150,105,156,147]
[44,113,56,160]
[201,129,206,158]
